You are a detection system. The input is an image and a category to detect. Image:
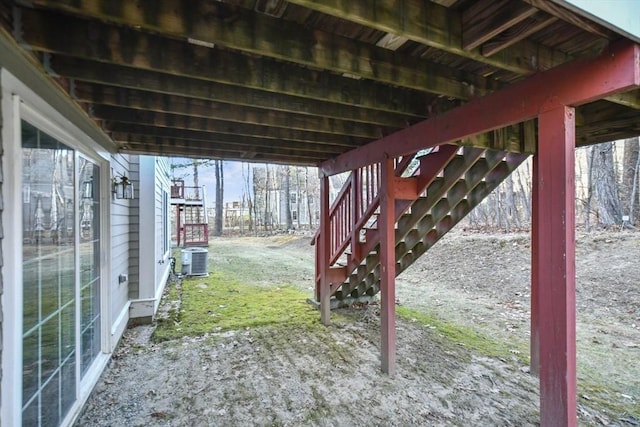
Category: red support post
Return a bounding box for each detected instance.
[350,172,361,262]
[531,152,539,377]
[534,105,577,426]
[379,156,396,375]
[319,174,331,325]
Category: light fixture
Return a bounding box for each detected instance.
[112,176,135,199]
[82,178,93,200]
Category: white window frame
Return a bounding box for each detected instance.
[1,69,112,427]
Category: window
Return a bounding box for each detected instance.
[162,190,169,254]
[21,120,102,426]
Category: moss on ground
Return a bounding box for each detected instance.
[153,272,325,342]
[396,305,528,363]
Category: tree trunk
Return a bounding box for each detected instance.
[306,167,313,228]
[622,137,640,224]
[243,163,253,233]
[592,142,622,227]
[284,166,293,229]
[252,166,259,234]
[295,167,301,229]
[264,164,271,231]
[213,160,224,236]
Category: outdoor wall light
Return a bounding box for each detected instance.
[112,176,135,200]
[82,179,93,200]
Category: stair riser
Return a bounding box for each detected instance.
[348,154,528,298]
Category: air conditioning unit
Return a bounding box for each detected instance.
[180,248,209,277]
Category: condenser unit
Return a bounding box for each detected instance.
[180,247,209,277]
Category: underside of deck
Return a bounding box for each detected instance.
[2,1,640,425]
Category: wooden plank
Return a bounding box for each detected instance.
[321,40,640,176]
[113,133,346,157]
[462,0,538,51]
[97,106,368,147]
[51,57,426,127]
[73,83,395,139]
[530,150,540,377]
[320,176,331,325]
[523,0,614,39]
[283,0,573,74]
[481,12,558,57]
[19,8,433,117]
[20,4,486,100]
[379,156,396,375]
[120,141,322,165]
[535,105,577,426]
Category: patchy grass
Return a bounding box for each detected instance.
[396,305,528,363]
[153,273,324,342]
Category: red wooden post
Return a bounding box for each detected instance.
[319,174,331,325]
[379,156,396,375]
[531,152,539,377]
[350,172,361,262]
[535,105,577,426]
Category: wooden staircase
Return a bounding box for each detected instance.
[314,145,529,303]
[171,179,210,247]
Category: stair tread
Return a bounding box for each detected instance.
[318,149,526,300]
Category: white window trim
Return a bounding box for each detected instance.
[1,69,112,427]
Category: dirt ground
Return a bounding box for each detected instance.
[75,230,639,426]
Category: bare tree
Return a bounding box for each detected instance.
[264,164,271,230]
[242,162,253,233]
[306,167,314,228]
[295,167,302,229]
[591,142,622,227]
[284,166,293,229]
[213,160,224,236]
[622,137,640,224]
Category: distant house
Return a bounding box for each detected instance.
[252,165,322,230]
[1,58,172,425]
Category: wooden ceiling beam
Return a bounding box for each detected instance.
[112,130,349,156]
[117,137,330,164]
[282,0,571,74]
[523,0,615,39]
[20,3,488,100]
[121,144,320,166]
[481,12,558,57]
[111,128,349,155]
[98,106,367,147]
[49,58,422,127]
[321,40,640,176]
[462,0,538,51]
[19,8,436,116]
[74,83,393,139]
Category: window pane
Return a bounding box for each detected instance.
[60,355,76,418]
[60,303,74,360]
[22,331,38,405]
[23,260,39,332]
[40,315,59,385]
[22,395,39,427]
[40,257,59,320]
[79,159,101,376]
[41,373,60,427]
[22,121,80,427]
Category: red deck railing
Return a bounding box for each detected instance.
[314,151,425,299]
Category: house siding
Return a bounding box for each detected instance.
[110,154,134,328]
[130,157,171,321]
[0,72,4,411]
[128,156,141,300]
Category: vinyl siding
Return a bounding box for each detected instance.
[110,153,134,323]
